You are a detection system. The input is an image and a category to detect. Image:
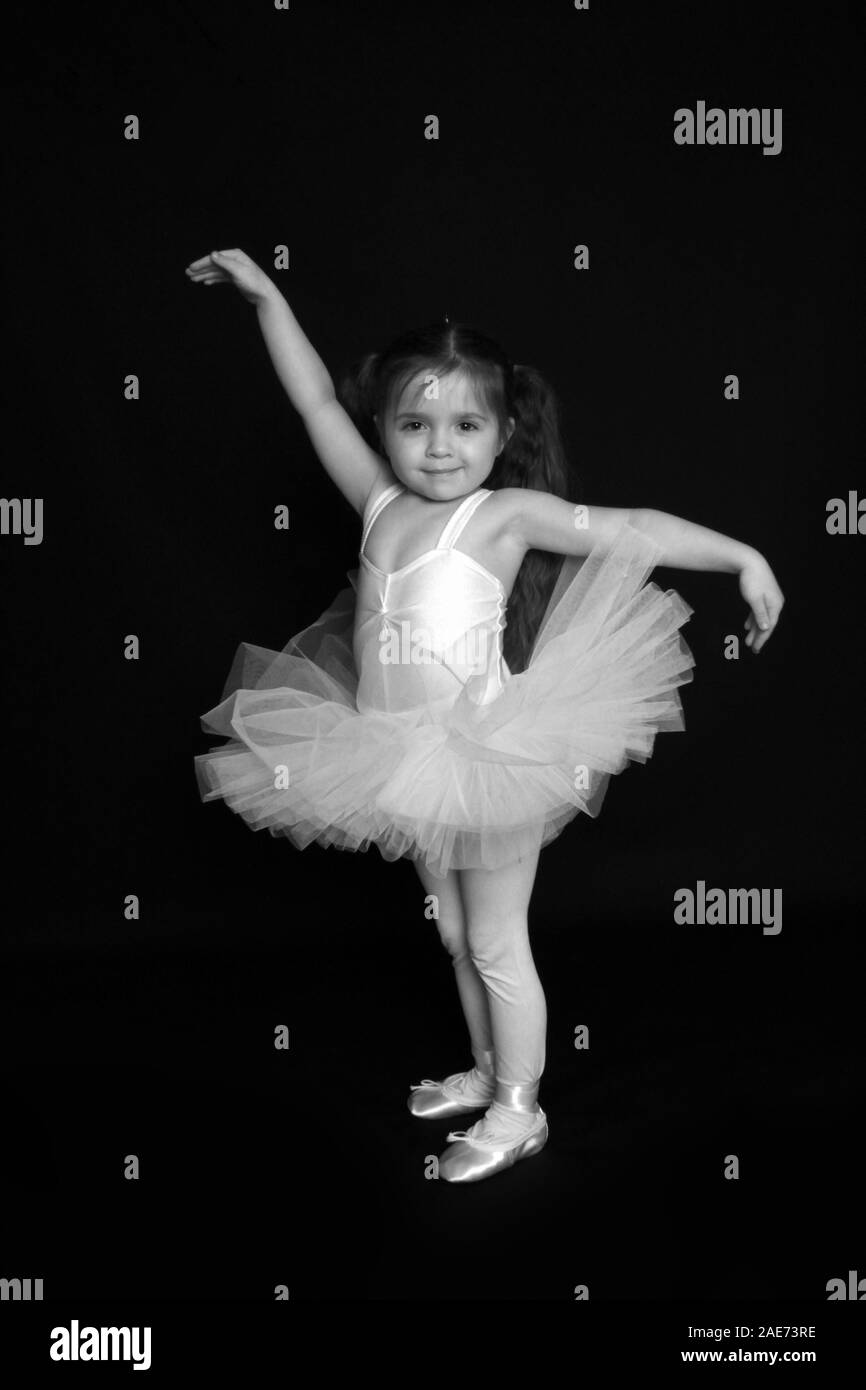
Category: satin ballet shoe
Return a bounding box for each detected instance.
[407,1067,496,1118]
[407,1047,496,1118]
[438,1082,548,1184]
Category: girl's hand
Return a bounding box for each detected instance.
[739,552,784,653]
[184,248,276,306]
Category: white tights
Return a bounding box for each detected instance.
[415,849,547,1091]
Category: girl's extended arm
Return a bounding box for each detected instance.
[633,508,785,651]
[186,248,388,515]
[629,508,753,573]
[506,490,785,653]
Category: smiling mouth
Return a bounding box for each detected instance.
[424,466,461,474]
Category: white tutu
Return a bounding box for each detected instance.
[194,520,695,876]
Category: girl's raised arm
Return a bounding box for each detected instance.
[186,249,388,516]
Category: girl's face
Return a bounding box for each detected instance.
[375,370,514,501]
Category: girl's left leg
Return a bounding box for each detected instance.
[458,835,546,1101]
[437,837,549,1178]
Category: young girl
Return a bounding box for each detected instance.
[188,248,784,1186]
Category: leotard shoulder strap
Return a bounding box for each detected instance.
[360,482,404,556]
[360,483,492,559]
[437,489,492,550]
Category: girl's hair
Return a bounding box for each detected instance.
[337,319,580,673]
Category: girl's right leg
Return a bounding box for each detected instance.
[413,856,494,1071]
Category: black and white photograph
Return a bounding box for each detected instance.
[2,0,863,1364]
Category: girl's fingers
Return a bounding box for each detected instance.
[754,598,771,631]
[185,251,234,271]
[754,608,780,652]
[743,592,781,654]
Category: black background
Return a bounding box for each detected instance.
[2,0,864,1325]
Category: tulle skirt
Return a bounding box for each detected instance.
[194,522,696,876]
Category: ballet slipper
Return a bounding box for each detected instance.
[407,1047,496,1118]
[438,1080,548,1183]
